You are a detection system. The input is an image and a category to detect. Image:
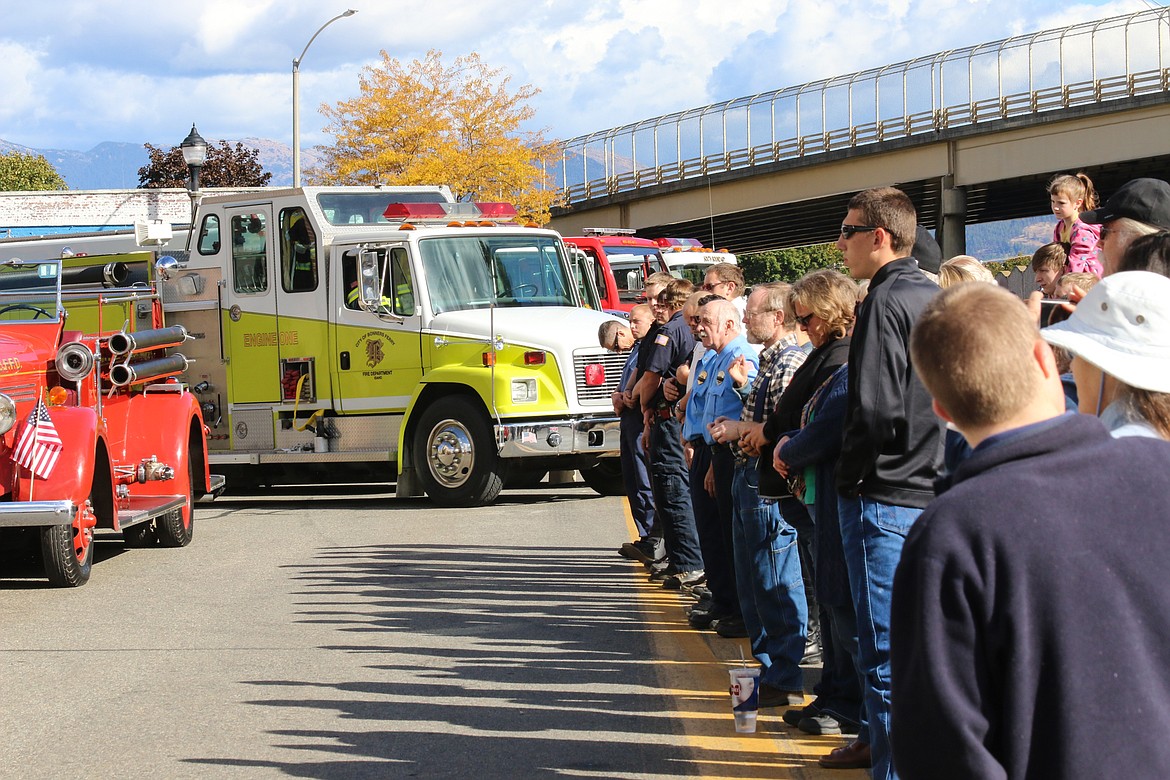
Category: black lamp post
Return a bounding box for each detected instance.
[180,123,208,193]
[180,124,208,250]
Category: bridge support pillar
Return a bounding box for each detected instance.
[938,178,968,260]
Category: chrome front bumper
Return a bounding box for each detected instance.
[0,500,76,527]
[496,416,621,458]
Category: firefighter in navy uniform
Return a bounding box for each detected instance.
[634,278,705,585]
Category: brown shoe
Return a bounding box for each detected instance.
[817,739,872,770]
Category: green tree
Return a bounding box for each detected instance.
[312,49,562,223]
[984,256,1030,276]
[137,141,272,188]
[739,243,844,285]
[0,151,68,190]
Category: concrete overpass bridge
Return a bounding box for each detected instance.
[547,8,1170,259]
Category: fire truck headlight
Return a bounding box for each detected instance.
[511,378,538,404]
[0,394,15,435]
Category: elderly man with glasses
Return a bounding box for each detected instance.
[1078,177,1170,275]
[708,281,812,704]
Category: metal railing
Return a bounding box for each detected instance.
[554,8,1170,204]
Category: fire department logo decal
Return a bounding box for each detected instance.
[356,330,395,369]
[365,339,384,368]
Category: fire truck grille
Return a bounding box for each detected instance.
[574,351,627,404]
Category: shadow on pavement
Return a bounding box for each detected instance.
[183,543,814,778]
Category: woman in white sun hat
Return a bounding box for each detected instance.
[1041,270,1170,439]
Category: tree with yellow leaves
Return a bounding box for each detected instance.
[310,50,562,223]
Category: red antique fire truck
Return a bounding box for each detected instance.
[0,254,220,586]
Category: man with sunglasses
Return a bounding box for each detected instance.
[702,263,747,326]
[828,187,945,777]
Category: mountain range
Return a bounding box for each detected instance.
[0,137,307,189]
[0,137,1049,260]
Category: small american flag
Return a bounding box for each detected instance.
[12,398,63,479]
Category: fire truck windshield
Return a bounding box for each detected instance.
[0,260,61,322]
[419,235,575,314]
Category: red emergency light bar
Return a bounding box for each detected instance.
[476,202,519,219]
[654,237,703,248]
[383,201,519,222]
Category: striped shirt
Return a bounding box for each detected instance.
[733,333,808,462]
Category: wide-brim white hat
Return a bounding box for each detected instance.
[1041,271,1170,393]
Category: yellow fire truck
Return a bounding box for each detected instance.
[31,187,624,506]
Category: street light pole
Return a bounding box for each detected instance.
[292,9,357,188]
[180,124,209,252]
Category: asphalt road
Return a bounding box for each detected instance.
[0,480,862,780]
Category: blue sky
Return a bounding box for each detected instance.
[0,0,1153,152]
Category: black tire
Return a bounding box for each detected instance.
[413,396,504,507]
[41,493,96,587]
[156,434,196,548]
[580,459,625,496]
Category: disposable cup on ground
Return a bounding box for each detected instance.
[729,667,760,733]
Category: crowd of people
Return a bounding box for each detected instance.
[598,175,1170,779]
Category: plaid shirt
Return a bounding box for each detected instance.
[733,333,808,462]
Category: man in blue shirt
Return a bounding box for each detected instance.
[687,297,757,627]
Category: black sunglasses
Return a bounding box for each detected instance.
[840,224,879,239]
[795,312,815,327]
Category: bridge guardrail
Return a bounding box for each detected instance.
[555,8,1170,206]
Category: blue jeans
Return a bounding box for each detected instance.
[648,417,703,571]
[620,409,655,538]
[731,459,806,691]
[822,601,864,733]
[837,495,922,780]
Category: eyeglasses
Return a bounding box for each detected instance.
[702,282,727,292]
[795,312,815,328]
[840,224,879,239]
[1100,224,1125,241]
[744,308,774,318]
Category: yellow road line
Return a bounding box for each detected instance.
[623,499,867,779]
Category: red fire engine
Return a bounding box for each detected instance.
[0,255,221,586]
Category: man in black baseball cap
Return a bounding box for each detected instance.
[911,225,942,278]
[1079,178,1170,275]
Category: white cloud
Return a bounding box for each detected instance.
[0,0,1156,152]
[0,40,50,123]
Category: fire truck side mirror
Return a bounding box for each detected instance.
[357,250,383,309]
[626,270,643,292]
